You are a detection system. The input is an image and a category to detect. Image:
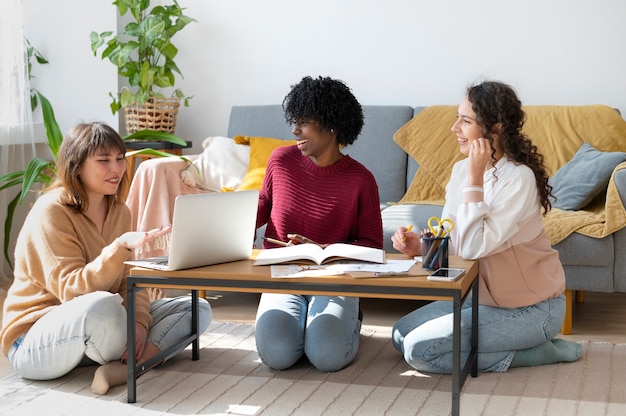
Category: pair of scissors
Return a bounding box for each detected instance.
[427,216,455,237]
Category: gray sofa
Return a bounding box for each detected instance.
[227,104,626,334]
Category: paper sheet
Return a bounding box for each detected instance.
[270,259,416,278]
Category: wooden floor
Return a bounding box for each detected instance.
[1,280,625,379]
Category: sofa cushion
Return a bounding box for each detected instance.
[549,142,626,211]
[227,105,294,140]
[343,106,414,204]
[180,136,250,192]
[235,135,297,190]
[393,106,460,204]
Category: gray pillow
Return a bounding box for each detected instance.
[549,142,626,211]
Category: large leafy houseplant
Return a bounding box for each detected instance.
[0,41,63,268]
[89,0,194,116]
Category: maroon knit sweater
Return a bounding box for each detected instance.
[257,145,383,249]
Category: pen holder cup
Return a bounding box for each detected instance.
[421,236,449,270]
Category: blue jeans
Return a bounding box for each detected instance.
[392,294,565,373]
[7,291,212,380]
[254,293,361,372]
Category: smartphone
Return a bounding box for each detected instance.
[427,268,465,282]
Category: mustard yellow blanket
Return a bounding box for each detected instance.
[393,105,626,245]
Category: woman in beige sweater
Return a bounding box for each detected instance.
[0,122,211,394]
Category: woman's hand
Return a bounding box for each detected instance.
[117,225,173,249]
[391,226,420,256]
[467,138,492,186]
[286,234,327,248]
[121,322,148,363]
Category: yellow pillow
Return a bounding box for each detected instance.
[234,135,297,190]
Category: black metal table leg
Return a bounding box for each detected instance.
[192,289,199,360]
[126,279,137,403]
[471,276,479,377]
[451,292,461,416]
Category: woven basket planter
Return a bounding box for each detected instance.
[124,96,181,134]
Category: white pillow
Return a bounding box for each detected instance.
[181,136,250,191]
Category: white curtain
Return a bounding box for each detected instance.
[0,0,37,278]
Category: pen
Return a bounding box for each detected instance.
[428,237,448,269]
[263,236,289,247]
[403,224,413,241]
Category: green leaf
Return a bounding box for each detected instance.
[110,100,121,115]
[164,57,182,76]
[160,43,178,61]
[90,31,112,55]
[124,130,187,146]
[0,172,25,193]
[142,16,166,44]
[3,194,19,269]
[153,70,173,88]
[125,148,178,158]
[37,92,63,158]
[139,61,156,91]
[175,15,196,30]
[30,91,39,112]
[125,148,193,168]
[20,158,51,204]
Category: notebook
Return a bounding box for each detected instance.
[125,190,259,271]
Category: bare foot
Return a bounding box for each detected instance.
[148,287,166,301]
[91,343,164,395]
[91,361,127,395]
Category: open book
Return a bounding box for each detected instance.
[253,243,386,266]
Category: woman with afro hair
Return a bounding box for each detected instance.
[254,76,383,372]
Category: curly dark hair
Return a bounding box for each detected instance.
[282,76,364,147]
[467,81,554,213]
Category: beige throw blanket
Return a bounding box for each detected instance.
[393,105,626,245]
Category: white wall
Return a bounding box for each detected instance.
[23,0,117,136]
[22,0,626,154]
[5,0,624,275]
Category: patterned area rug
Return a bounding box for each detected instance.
[1,321,625,416]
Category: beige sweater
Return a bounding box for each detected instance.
[1,188,151,355]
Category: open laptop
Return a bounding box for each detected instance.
[126,190,259,271]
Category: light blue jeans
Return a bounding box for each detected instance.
[392,294,565,373]
[7,291,212,380]
[254,293,361,372]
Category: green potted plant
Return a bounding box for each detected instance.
[90,0,195,134]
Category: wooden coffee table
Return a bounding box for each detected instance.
[126,253,479,416]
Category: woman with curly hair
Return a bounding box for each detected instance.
[254,76,383,372]
[390,81,581,373]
